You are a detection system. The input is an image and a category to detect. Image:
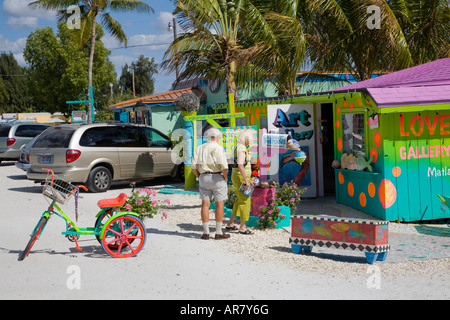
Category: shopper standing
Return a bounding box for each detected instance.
[227,129,255,235]
[190,128,230,240]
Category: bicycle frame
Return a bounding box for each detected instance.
[20,168,147,260]
[34,200,141,240]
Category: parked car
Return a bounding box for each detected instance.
[27,123,183,192]
[0,122,51,163]
[15,134,41,171]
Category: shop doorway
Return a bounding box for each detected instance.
[320,103,335,195]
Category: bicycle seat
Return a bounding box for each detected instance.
[97,193,128,209]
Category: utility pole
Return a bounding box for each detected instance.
[132,68,136,97]
[168,17,180,83]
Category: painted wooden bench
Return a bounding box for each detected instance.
[289,214,390,263]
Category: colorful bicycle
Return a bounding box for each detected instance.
[19,169,147,261]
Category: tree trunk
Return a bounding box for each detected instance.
[87,17,97,123]
[226,60,238,100]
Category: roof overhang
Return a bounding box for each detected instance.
[108,87,207,111]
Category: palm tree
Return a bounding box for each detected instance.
[252,0,352,95]
[163,0,353,97]
[305,0,413,82]
[29,0,153,123]
[161,0,274,100]
[398,0,450,64]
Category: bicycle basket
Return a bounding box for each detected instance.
[42,176,77,204]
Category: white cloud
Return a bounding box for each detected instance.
[3,0,57,29]
[128,33,172,51]
[108,54,135,70]
[7,16,38,29]
[0,34,27,54]
[13,52,26,66]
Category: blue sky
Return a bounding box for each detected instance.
[0,0,178,94]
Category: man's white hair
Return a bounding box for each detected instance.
[204,127,221,139]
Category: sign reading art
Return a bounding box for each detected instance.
[267,104,317,198]
[271,107,314,141]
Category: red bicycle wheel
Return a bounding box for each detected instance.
[101,215,146,258]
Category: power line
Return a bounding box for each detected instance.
[107,42,172,50]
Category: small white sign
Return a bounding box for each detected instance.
[262,134,288,148]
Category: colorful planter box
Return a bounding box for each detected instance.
[289,214,390,263]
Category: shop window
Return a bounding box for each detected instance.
[342,113,365,157]
[260,117,268,129]
[236,117,247,127]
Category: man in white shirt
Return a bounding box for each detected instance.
[191,127,230,240]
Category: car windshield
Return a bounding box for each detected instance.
[34,127,75,148]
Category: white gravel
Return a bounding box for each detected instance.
[160,191,450,279]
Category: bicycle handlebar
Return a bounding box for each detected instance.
[78,185,89,192]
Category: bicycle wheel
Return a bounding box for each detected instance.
[19,216,49,261]
[95,210,137,249]
[94,209,112,245]
[101,215,146,258]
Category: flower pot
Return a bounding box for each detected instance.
[223,205,291,229]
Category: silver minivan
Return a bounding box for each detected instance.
[27,123,182,192]
[0,122,51,163]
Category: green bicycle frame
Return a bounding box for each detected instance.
[33,201,140,239]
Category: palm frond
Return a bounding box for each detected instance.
[108,0,153,14]
[101,12,127,45]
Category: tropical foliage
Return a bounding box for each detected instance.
[29,0,153,122]
[0,53,33,114]
[163,0,449,96]
[4,0,449,116]
[24,22,116,116]
[119,55,158,97]
[161,0,273,99]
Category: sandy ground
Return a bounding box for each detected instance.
[0,162,449,300]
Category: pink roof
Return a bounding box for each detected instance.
[332,58,450,108]
[334,58,450,90]
[367,85,450,109]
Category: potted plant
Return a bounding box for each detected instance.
[120,182,170,221]
[173,93,201,116]
[257,181,305,229]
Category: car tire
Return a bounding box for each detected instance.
[87,166,112,193]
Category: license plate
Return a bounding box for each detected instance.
[41,156,51,164]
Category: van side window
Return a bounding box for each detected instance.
[144,127,171,147]
[114,126,147,147]
[80,127,116,147]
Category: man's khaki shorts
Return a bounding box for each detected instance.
[198,173,228,202]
